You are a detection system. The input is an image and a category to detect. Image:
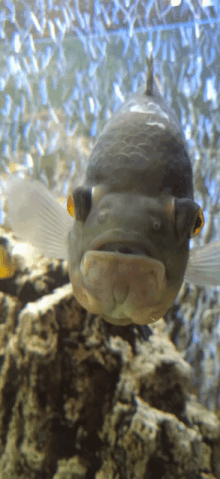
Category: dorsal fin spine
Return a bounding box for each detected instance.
[145,55,154,96]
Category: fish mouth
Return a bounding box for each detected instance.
[72,229,168,326]
[87,229,161,262]
[98,242,150,257]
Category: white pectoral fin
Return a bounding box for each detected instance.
[6,178,73,260]
[184,241,220,286]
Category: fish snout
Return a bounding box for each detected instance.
[76,249,167,325]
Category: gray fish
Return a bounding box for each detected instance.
[5,57,220,326]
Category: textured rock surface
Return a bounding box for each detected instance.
[0,231,219,479]
[165,280,220,412]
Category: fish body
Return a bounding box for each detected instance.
[67,57,203,325]
[5,57,220,326]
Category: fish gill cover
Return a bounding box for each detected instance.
[0,0,219,412]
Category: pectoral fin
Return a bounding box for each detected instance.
[5,179,72,260]
[184,241,220,286]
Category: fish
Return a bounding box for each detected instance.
[5,56,220,326]
[0,238,16,279]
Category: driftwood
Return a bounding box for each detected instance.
[0,229,219,479]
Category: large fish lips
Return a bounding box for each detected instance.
[75,230,168,325]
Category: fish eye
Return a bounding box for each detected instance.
[67,195,75,217]
[67,187,92,222]
[191,207,205,237]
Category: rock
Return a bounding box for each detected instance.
[165,281,220,413]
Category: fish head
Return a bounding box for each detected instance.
[67,186,204,326]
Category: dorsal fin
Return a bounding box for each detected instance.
[145,55,154,96]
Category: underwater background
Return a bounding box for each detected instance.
[0,0,219,413]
